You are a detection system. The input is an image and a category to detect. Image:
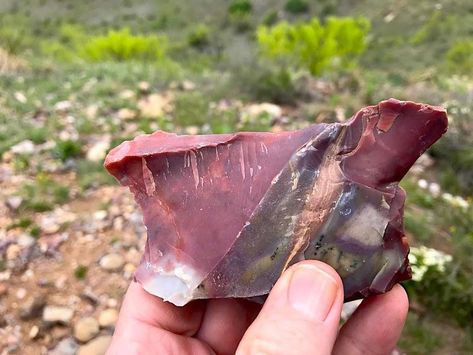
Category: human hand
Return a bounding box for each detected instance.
[107,261,408,355]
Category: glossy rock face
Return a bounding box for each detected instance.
[105,99,448,306]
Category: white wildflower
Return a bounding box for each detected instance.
[451,196,469,209]
[409,246,453,282]
[417,179,428,189]
[428,182,441,197]
[442,193,470,209]
[441,192,454,202]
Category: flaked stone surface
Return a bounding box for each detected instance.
[105,99,448,306]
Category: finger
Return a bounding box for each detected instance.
[108,281,213,354]
[333,284,409,355]
[108,318,213,355]
[117,280,205,336]
[196,298,262,355]
[236,261,344,355]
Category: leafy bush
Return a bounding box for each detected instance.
[74,265,88,279]
[263,11,279,26]
[0,15,33,54]
[187,24,211,48]
[228,0,253,32]
[228,0,252,16]
[53,140,82,162]
[445,40,473,75]
[82,28,167,62]
[241,67,297,104]
[285,0,309,14]
[257,17,370,76]
[0,27,32,54]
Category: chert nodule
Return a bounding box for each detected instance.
[105,99,448,306]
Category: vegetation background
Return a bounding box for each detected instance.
[0,0,472,354]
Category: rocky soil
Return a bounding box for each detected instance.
[0,171,143,354]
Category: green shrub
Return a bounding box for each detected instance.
[263,11,279,26]
[242,67,297,104]
[445,40,473,75]
[410,12,457,45]
[257,17,370,76]
[53,139,82,162]
[82,28,167,62]
[74,265,88,279]
[0,27,32,54]
[0,15,33,54]
[228,0,252,16]
[28,127,48,144]
[30,225,41,238]
[20,174,71,212]
[8,218,32,230]
[57,23,88,45]
[187,24,211,48]
[228,0,253,32]
[285,0,309,14]
[41,23,88,62]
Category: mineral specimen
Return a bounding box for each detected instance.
[105,99,448,306]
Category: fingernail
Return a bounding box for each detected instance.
[287,265,338,321]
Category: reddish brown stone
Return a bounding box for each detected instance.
[105,99,448,306]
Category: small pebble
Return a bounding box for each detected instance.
[10,139,34,154]
[77,335,112,355]
[107,298,118,308]
[43,306,74,324]
[6,244,21,261]
[99,253,125,271]
[16,288,26,299]
[74,317,100,342]
[123,263,136,279]
[0,283,8,297]
[49,337,79,355]
[20,295,46,320]
[138,81,150,92]
[29,325,40,339]
[117,108,137,121]
[6,196,23,210]
[98,309,118,328]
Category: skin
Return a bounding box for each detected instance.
[107,260,409,355]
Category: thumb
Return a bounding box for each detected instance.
[236,261,344,355]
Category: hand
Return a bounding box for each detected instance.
[107,261,408,355]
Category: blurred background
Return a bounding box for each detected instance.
[0,0,472,354]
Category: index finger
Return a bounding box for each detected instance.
[333,284,409,355]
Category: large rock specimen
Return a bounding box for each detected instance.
[105,99,448,306]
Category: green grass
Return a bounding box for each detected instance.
[74,265,88,280]
[19,174,70,212]
[400,313,444,354]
